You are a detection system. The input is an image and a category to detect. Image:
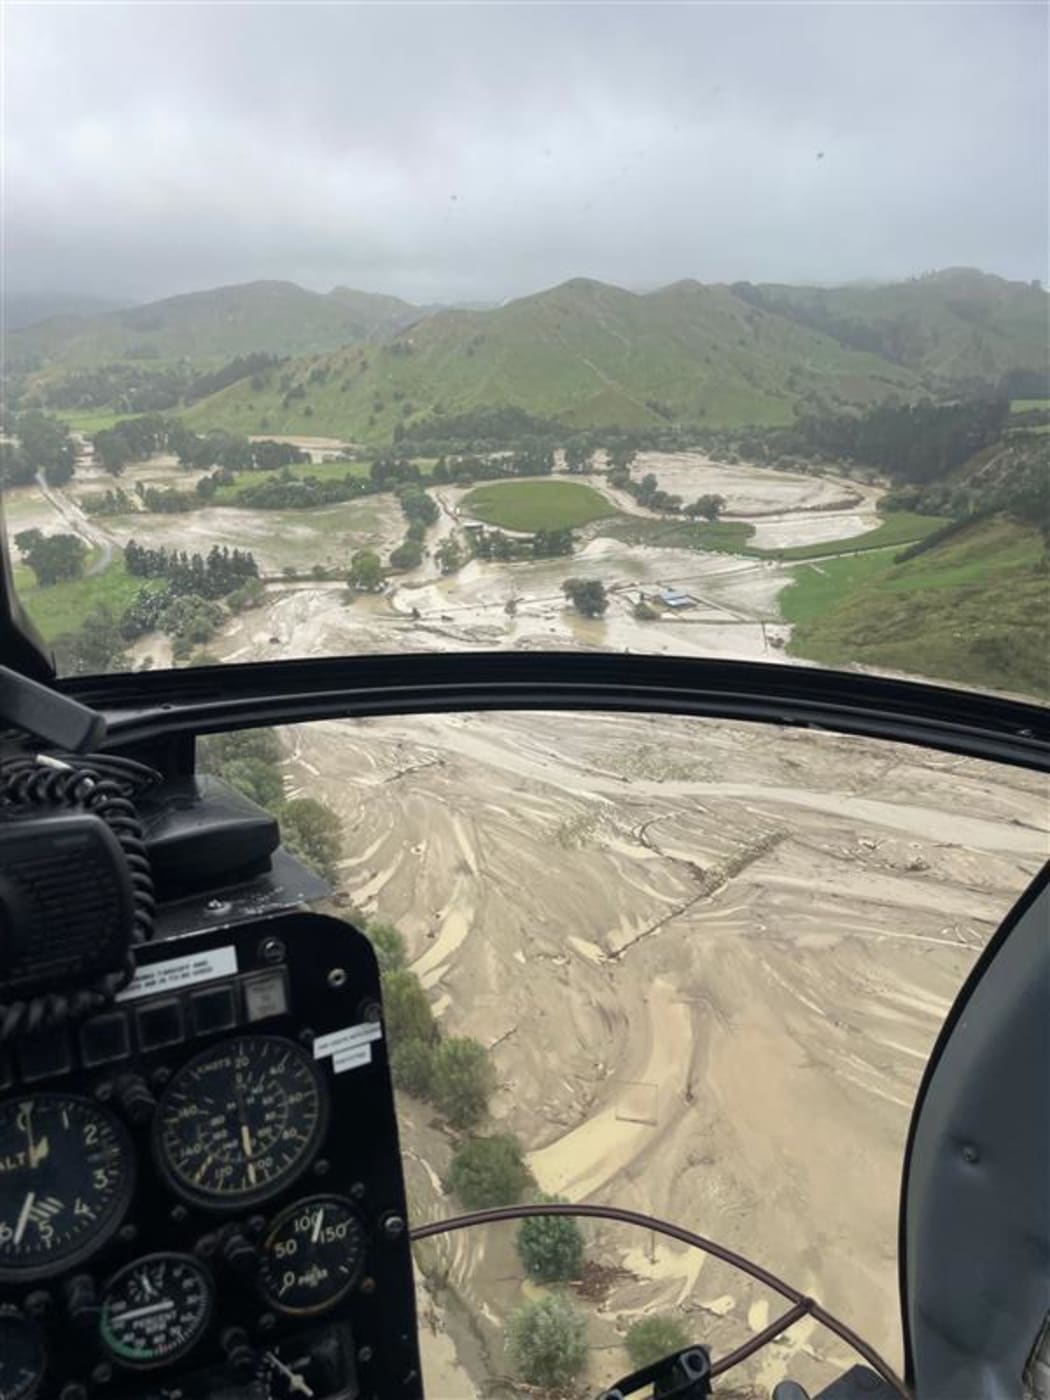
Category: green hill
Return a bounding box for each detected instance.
[9,280,424,370]
[739,269,1049,390]
[183,276,930,442]
[785,516,1050,698]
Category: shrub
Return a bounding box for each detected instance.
[381,970,438,1046]
[447,1135,534,1208]
[508,1294,587,1389]
[515,1198,584,1282]
[430,1037,495,1129]
[367,921,406,973]
[390,1039,437,1098]
[625,1316,689,1369]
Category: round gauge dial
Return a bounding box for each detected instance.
[0,1309,45,1400]
[0,1094,134,1280]
[100,1254,213,1369]
[258,1195,366,1315]
[154,1036,327,1208]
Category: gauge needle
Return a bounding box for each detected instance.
[20,1104,50,1169]
[311,1208,323,1243]
[115,1300,175,1323]
[265,1353,315,1398]
[14,1192,35,1245]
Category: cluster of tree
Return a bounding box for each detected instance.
[125,540,259,598]
[185,354,284,403]
[1,413,77,486]
[380,939,495,1130]
[14,530,88,586]
[82,486,135,516]
[562,578,608,617]
[42,364,191,414]
[347,549,384,591]
[469,526,574,562]
[93,414,175,472]
[234,470,373,510]
[882,436,1049,534]
[196,727,344,881]
[138,485,199,513]
[400,405,564,452]
[787,398,1010,484]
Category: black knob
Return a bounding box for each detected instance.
[221,1326,256,1381]
[222,1230,259,1273]
[114,1073,156,1124]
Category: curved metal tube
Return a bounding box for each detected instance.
[411,1201,910,1397]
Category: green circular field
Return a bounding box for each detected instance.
[461,480,617,532]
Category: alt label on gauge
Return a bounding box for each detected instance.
[100,1254,213,1369]
[259,1195,365,1315]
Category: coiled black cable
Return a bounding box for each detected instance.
[0,751,160,1042]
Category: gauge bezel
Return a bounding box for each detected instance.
[99,1251,214,1371]
[152,1035,329,1212]
[257,1193,367,1316]
[0,1093,136,1283]
[0,1306,46,1400]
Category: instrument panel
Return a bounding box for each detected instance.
[0,914,421,1400]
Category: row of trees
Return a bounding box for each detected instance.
[124,540,259,597]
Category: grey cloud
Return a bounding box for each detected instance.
[4,2,1047,303]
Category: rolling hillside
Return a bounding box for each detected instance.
[8,280,424,370]
[785,516,1050,698]
[740,269,1049,389]
[184,276,930,441]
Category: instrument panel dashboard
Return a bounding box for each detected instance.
[0,914,421,1400]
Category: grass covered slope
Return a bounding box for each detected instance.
[11,280,423,368]
[785,517,1050,698]
[462,480,616,531]
[183,277,926,442]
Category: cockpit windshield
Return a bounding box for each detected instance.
[1,3,1047,698]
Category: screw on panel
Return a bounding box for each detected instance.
[118,1223,138,1244]
[360,1276,376,1295]
[962,1144,980,1163]
[382,1214,406,1241]
[327,967,348,989]
[24,1290,50,1317]
[313,1157,331,1177]
[361,1000,382,1023]
[170,1204,189,1224]
[205,899,232,917]
[91,1363,112,1385]
[350,1181,366,1201]
[357,1346,374,1364]
[259,937,286,965]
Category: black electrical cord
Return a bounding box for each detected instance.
[0,751,160,1041]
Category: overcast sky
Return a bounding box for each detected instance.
[4,2,1047,305]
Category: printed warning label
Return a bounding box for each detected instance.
[117,946,237,1003]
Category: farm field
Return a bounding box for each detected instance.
[462,479,618,531]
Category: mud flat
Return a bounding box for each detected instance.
[632,453,868,517]
[286,710,1046,1396]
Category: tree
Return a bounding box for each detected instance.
[367,922,406,973]
[686,493,726,522]
[389,540,423,571]
[51,607,127,676]
[381,969,438,1046]
[625,1316,688,1369]
[14,530,88,586]
[508,1295,587,1389]
[607,443,637,472]
[348,549,383,591]
[434,538,465,574]
[564,438,594,474]
[516,1198,585,1282]
[562,577,608,618]
[279,797,342,881]
[447,1135,534,1208]
[159,594,225,648]
[221,757,284,810]
[17,412,76,484]
[431,1037,495,1129]
[390,1039,437,1099]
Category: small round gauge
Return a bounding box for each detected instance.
[0,1308,45,1400]
[154,1036,327,1209]
[258,1195,366,1315]
[0,1094,134,1281]
[100,1253,213,1369]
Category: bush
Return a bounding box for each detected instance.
[515,1199,585,1283]
[367,921,406,973]
[508,1295,587,1389]
[381,969,438,1046]
[221,757,284,810]
[278,797,342,881]
[625,1316,688,1369]
[390,1038,437,1098]
[430,1037,495,1129]
[447,1135,534,1208]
